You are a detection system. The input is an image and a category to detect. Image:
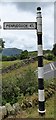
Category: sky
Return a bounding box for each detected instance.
[0,2,54,51]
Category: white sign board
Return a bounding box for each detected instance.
[3,22,37,30]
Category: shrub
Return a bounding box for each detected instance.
[2,79,20,105]
[2,56,17,61]
[2,56,8,61]
[17,68,38,95]
[2,68,38,105]
[20,50,28,60]
[44,53,54,60]
[52,44,56,56]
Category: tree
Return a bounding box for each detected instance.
[0,38,5,48]
[20,50,28,60]
[52,44,56,56]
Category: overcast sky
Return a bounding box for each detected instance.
[0,2,54,51]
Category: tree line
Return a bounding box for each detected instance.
[0,39,56,61]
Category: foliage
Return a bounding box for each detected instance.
[2,59,54,106]
[17,68,38,95]
[43,50,51,55]
[2,79,21,105]
[2,50,28,61]
[20,50,28,60]
[17,96,54,118]
[52,43,56,56]
[2,60,20,69]
[47,54,54,60]
[2,67,37,105]
[44,53,54,60]
[0,38,5,48]
[2,55,18,61]
[28,51,37,58]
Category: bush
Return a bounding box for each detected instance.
[2,79,21,105]
[17,68,38,95]
[20,50,28,60]
[44,53,54,60]
[2,56,7,61]
[52,44,56,56]
[2,68,38,105]
[2,55,17,61]
[48,54,54,60]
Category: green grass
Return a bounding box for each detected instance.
[1,58,53,69]
[16,95,55,118]
[43,59,53,65]
[1,60,21,69]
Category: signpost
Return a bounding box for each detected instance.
[37,7,46,115]
[3,22,37,30]
[3,7,46,115]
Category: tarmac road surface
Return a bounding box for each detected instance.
[35,62,56,79]
[44,62,56,79]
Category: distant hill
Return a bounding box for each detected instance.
[2,48,22,56]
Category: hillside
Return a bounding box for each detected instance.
[2,48,22,56]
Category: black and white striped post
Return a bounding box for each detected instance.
[37,7,46,115]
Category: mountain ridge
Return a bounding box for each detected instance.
[2,48,22,56]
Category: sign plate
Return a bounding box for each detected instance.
[3,22,37,30]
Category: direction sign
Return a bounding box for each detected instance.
[3,22,37,30]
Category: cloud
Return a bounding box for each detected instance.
[0,2,54,51]
[3,30,37,51]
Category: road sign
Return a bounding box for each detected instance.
[3,22,37,30]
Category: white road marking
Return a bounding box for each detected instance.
[34,62,56,76]
[44,70,54,75]
[50,63,54,70]
[34,69,54,75]
[51,63,56,70]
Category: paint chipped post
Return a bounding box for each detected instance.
[37,7,46,115]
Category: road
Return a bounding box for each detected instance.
[44,62,56,79]
[35,62,56,79]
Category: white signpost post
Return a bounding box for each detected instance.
[3,7,46,116]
